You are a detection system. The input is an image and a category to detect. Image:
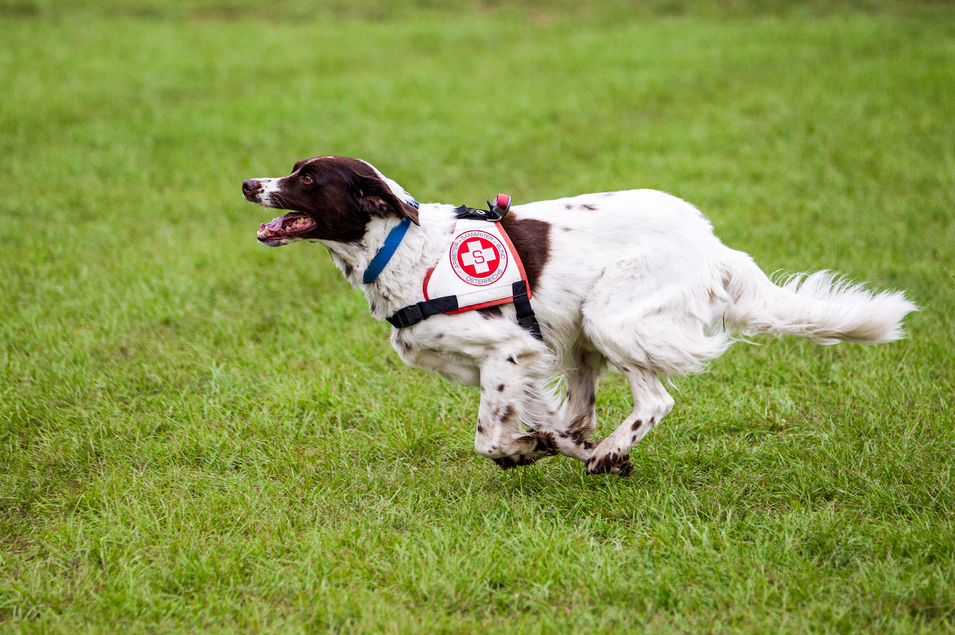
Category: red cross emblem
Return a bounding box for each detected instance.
[459,238,498,276]
[451,230,508,285]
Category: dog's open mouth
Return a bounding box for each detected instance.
[257,212,317,247]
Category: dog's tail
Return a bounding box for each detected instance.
[719,250,917,344]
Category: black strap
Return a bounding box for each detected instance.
[386,295,459,328]
[453,204,506,222]
[386,283,543,341]
[511,280,543,341]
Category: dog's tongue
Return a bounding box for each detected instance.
[264,214,290,232]
[259,213,299,234]
[257,212,316,243]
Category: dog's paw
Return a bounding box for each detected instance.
[517,431,560,456]
[491,454,542,470]
[585,452,634,477]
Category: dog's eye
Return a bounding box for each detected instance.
[301,174,313,185]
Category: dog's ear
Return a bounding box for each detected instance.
[399,201,420,226]
[353,175,420,226]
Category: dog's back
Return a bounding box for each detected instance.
[506,189,915,374]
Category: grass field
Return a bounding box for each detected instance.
[2,1,955,632]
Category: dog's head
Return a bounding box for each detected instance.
[242,156,419,247]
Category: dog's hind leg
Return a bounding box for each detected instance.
[585,365,674,476]
[577,249,724,475]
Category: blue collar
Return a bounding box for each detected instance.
[362,218,412,284]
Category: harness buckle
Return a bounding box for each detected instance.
[388,303,424,328]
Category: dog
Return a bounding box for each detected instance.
[242,156,917,476]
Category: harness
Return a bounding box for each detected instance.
[363,194,542,341]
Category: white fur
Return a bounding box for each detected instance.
[290,163,917,475]
[256,178,285,209]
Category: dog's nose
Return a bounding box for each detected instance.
[242,179,261,195]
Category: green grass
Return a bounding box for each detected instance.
[2,1,955,632]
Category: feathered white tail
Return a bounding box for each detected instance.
[720,251,917,344]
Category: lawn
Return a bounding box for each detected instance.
[1,1,954,632]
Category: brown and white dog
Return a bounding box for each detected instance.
[242,156,916,476]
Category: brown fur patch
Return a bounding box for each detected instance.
[492,455,542,470]
[586,452,634,476]
[566,412,592,446]
[515,432,559,456]
[477,305,504,319]
[532,431,559,455]
[501,404,516,423]
[394,334,412,354]
[500,215,551,292]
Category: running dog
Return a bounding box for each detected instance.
[242,156,916,476]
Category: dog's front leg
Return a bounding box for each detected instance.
[473,351,561,470]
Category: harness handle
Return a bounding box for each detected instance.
[490,194,511,219]
[454,193,512,222]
